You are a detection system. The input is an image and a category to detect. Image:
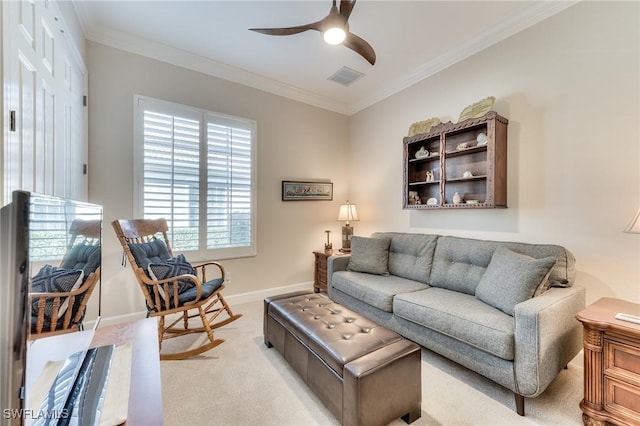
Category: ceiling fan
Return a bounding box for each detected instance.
[249,0,376,65]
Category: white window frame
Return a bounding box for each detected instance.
[133,95,257,261]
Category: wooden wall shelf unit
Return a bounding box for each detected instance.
[403,111,508,209]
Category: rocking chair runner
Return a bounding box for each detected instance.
[31,219,102,338]
[112,218,242,360]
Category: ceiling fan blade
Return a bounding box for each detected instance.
[249,20,323,36]
[339,0,356,19]
[344,32,376,65]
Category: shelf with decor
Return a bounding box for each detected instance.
[403,111,508,209]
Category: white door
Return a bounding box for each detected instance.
[3,0,87,205]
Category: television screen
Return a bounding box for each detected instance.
[0,191,102,426]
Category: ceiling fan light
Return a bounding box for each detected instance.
[323,27,346,45]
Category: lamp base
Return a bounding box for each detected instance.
[341,224,354,252]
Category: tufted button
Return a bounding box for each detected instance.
[343,334,352,340]
[361,328,371,333]
[314,316,321,320]
[328,324,335,329]
[345,318,354,323]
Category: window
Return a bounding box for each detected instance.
[134,96,256,260]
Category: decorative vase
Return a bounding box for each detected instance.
[415,147,429,159]
[453,192,462,204]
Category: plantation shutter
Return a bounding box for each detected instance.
[206,116,253,249]
[142,107,200,252]
[28,194,101,261]
[136,96,256,259]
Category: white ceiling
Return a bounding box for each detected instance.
[72,1,578,115]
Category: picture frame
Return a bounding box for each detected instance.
[282,181,333,201]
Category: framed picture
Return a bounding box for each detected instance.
[282,181,333,201]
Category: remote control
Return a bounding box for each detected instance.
[615,312,640,324]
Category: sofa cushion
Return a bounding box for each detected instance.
[347,236,391,276]
[332,271,427,312]
[372,232,438,284]
[429,237,493,295]
[430,236,577,295]
[475,246,556,316]
[394,287,515,360]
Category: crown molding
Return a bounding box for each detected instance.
[74,1,579,117]
[82,25,349,115]
[348,1,580,115]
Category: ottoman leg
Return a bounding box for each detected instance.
[402,408,422,424]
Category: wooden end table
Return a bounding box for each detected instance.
[313,251,331,293]
[576,297,640,425]
[313,251,350,293]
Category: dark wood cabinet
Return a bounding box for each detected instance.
[313,251,330,293]
[403,111,508,209]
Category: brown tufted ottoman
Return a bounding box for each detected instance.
[264,291,421,426]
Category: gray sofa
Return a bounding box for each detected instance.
[327,232,585,416]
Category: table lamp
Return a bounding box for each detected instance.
[337,201,359,252]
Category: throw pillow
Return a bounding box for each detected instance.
[148,254,197,302]
[31,264,84,318]
[475,245,556,316]
[347,236,391,276]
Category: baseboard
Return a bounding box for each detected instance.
[94,281,315,327]
[224,281,314,306]
[86,311,147,329]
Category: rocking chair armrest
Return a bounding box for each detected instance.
[138,272,207,305]
[138,272,202,287]
[191,261,225,283]
[30,275,96,299]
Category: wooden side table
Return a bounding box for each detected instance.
[313,251,331,293]
[576,297,640,425]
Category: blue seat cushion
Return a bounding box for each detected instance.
[127,238,171,270]
[61,243,101,280]
[176,278,224,306]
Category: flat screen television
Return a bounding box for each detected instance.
[0,191,103,426]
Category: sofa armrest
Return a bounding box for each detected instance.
[327,255,350,296]
[513,285,585,397]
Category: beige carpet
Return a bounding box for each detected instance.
[160,299,584,426]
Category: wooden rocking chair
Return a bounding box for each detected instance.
[30,219,101,338]
[112,218,242,360]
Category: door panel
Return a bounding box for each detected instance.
[3,0,87,205]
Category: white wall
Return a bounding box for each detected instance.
[87,1,639,320]
[349,1,640,305]
[86,42,350,319]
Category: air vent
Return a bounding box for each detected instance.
[328,66,365,86]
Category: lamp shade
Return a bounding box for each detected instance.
[625,208,640,233]
[338,203,359,223]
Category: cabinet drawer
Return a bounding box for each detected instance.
[604,376,640,424]
[605,339,640,385]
